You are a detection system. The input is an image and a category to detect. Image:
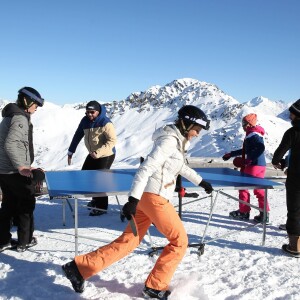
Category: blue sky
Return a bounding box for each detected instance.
[0,0,299,105]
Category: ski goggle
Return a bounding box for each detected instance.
[200,119,210,130]
[182,116,210,130]
[192,118,210,130]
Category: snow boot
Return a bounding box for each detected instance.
[282,235,300,258]
[16,245,27,252]
[229,210,250,220]
[253,212,270,224]
[27,236,38,248]
[62,260,85,293]
[14,236,38,252]
[142,286,171,299]
[89,209,107,216]
[279,224,286,230]
[0,239,18,253]
[87,199,96,210]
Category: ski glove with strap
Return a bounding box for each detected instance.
[244,159,252,166]
[199,180,213,194]
[122,196,139,220]
[222,153,231,161]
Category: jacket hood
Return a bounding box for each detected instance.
[85,104,108,123]
[2,103,29,120]
[152,124,190,151]
[97,104,107,120]
[291,119,300,131]
[246,125,265,136]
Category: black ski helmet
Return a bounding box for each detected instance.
[289,99,300,118]
[18,87,44,108]
[177,105,210,131]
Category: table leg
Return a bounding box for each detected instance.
[63,199,66,226]
[75,197,78,256]
[262,188,268,246]
[201,190,220,244]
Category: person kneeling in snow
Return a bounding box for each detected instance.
[62,105,213,299]
[222,113,270,223]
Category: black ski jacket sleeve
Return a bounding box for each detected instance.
[272,122,300,177]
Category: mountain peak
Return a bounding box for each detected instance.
[1,79,291,170]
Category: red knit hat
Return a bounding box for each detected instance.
[242,113,257,127]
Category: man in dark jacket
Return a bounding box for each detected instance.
[0,87,45,252]
[272,99,300,257]
[67,101,117,216]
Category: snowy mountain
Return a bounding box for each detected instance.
[0,78,292,171]
[1,80,297,300]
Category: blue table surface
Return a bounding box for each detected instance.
[45,168,283,197]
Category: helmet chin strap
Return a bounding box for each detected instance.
[23,98,30,111]
[186,124,194,131]
[180,120,194,137]
[23,97,34,111]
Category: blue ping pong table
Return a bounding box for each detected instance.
[45,168,283,255]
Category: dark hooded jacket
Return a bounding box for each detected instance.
[272,119,300,178]
[68,105,117,158]
[230,125,266,166]
[0,103,34,173]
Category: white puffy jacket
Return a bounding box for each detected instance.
[129,124,203,201]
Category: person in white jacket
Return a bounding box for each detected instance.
[62,105,213,299]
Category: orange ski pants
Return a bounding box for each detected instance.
[75,192,188,291]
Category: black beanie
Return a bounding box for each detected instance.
[289,99,300,117]
[86,100,101,112]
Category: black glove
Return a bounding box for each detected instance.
[222,153,231,161]
[122,196,139,220]
[279,158,286,170]
[31,168,45,182]
[184,192,199,198]
[199,180,213,194]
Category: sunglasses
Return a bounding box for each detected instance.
[86,110,97,115]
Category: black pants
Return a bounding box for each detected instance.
[286,175,300,235]
[82,154,115,210]
[0,173,36,246]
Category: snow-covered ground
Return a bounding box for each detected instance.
[1,181,297,300]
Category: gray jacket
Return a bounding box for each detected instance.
[0,103,34,174]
